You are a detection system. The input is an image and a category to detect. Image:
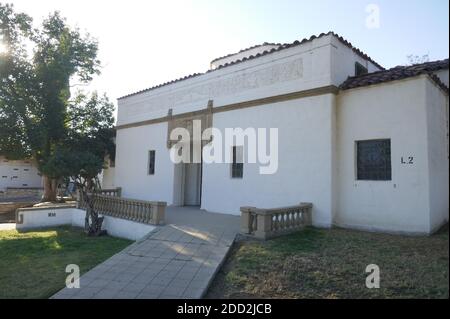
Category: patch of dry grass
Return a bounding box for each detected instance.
[206,225,449,299]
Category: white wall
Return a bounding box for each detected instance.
[0,157,42,190]
[16,207,75,229]
[16,207,155,241]
[425,80,449,232]
[330,36,383,87]
[201,94,336,227]
[114,122,175,203]
[117,35,335,127]
[336,77,439,234]
[434,69,449,87]
[101,167,116,189]
[210,44,280,69]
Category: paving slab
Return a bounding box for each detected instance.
[52,206,239,299]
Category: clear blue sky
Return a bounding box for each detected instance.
[8,0,450,106]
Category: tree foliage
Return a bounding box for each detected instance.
[406,54,430,66]
[0,3,115,203]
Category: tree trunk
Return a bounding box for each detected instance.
[42,175,58,202]
[81,188,106,237]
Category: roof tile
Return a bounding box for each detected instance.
[340,59,449,92]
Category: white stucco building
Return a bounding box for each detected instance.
[114,32,449,235]
[0,156,42,191]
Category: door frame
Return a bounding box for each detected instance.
[182,162,202,206]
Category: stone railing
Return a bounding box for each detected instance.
[98,187,122,197]
[77,193,166,225]
[240,203,313,240]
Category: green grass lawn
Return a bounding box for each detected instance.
[0,226,132,299]
[206,225,449,299]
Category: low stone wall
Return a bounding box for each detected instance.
[0,202,35,214]
[15,205,156,241]
[1,187,43,199]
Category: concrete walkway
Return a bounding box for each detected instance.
[52,206,239,299]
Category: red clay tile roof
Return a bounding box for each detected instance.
[118,32,384,100]
[340,59,449,92]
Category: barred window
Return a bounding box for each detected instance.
[148,150,155,175]
[231,146,243,179]
[356,139,391,181]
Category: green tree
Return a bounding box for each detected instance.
[0,4,115,208]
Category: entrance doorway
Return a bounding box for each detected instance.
[183,162,201,206]
[172,141,203,207]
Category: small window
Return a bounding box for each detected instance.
[24,168,29,171]
[356,139,391,181]
[2,176,7,178]
[231,146,243,179]
[355,62,368,76]
[109,159,115,168]
[148,150,155,175]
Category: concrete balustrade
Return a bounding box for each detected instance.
[98,187,122,197]
[78,192,166,225]
[240,203,313,240]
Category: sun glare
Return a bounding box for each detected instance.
[0,41,6,54]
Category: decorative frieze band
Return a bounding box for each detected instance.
[116,85,339,131]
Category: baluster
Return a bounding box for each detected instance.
[131,201,136,221]
[287,212,291,229]
[299,209,303,226]
[96,195,100,214]
[148,203,153,223]
[135,201,140,222]
[136,202,141,223]
[291,211,294,227]
[114,197,118,217]
[101,196,105,215]
[251,213,256,232]
[131,201,137,221]
[142,203,147,223]
[292,211,296,228]
[106,196,110,216]
[105,196,109,216]
[113,197,118,217]
[106,196,111,216]
[284,212,287,229]
[141,203,147,224]
[128,201,132,221]
[288,212,292,229]
[117,199,122,218]
[137,202,142,222]
[140,203,146,223]
[125,200,130,220]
